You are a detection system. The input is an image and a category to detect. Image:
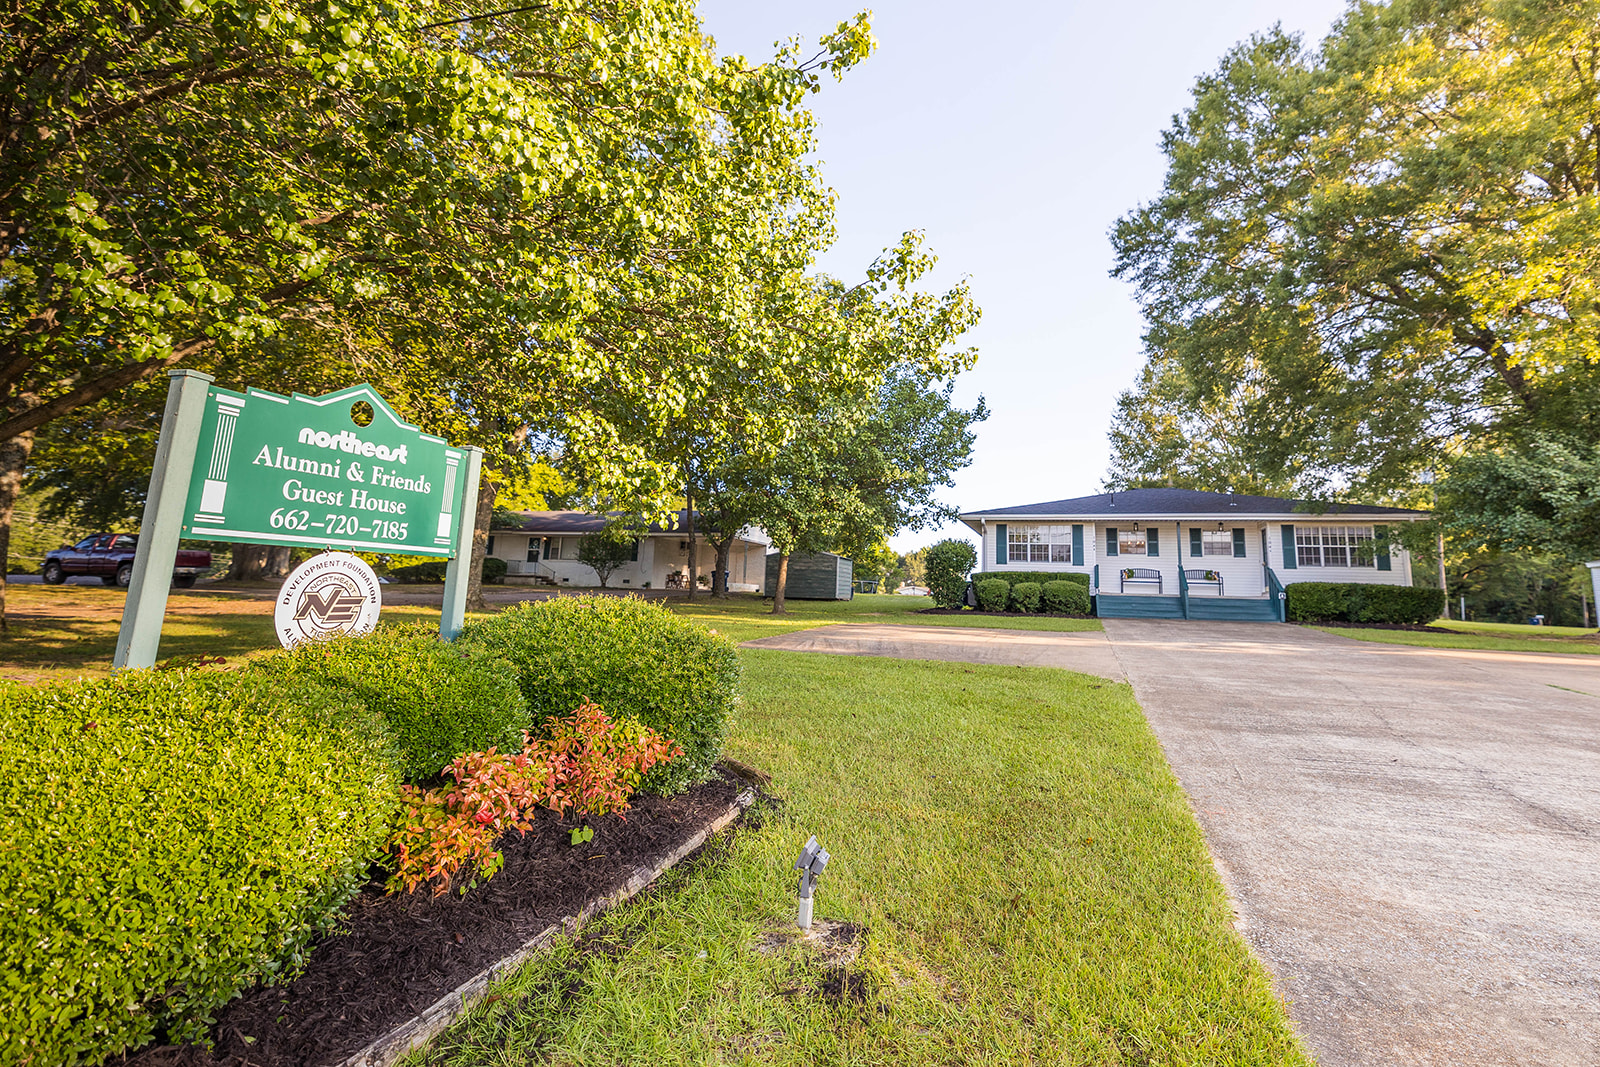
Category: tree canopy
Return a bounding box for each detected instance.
[0,0,997,624]
[1109,0,1600,518]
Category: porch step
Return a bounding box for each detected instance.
[1094,595,1185,619]
[1185,597,1280,622]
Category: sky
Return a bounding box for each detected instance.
[694,0,1352,553]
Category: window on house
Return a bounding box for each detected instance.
[486,535,496,556]
[1117,528,1147,556]
[1200,530,1234,556]
[1296,526,1375,567]
[1006,524,1073,563]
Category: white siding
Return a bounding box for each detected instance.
[1170,524,1268,597]
[971,517,1416,594]
[1273,525,1414,587]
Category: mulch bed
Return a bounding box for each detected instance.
[915,607,1093,619]
[120,771,748,1067]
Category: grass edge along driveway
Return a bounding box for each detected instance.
[1308,617,1600,656]
[412,650,1310,1067]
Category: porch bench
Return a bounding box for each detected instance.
[1118,567,1163,593]
[1184,569,1224,596]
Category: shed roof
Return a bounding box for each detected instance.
[961,487,1428,522]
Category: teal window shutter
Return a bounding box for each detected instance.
[1072,524,1084,566]
[1281,525,1297,569]
[996,524,1007,565]
[1146,527,1160,556]
[1189,528,1202,557]
[1106,527,1118,556]
[1375,525,1391,571]
[1232,528,1246,558]
[630,539,639,562]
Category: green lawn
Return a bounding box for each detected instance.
[669,592,1102,644]
[412,650,1308,1067]
[1311,617,1600,655]
[0,583,446,683]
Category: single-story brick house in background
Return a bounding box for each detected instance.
[487,510,770,591]
[959,488,1430,621]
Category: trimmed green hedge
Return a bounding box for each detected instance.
[976,578,1009,612]
[251,623,528,782]
[1042,580,1091,615]
[972,571,1092,614]
[458,595,739,794]
[991,570,1090,589]
[1009,581,1042,613]
[0,670,399,1065]
[1286,582,1445,625]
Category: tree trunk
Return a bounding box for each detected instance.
[464,475,495,613]
[771,552,789,614]
[229,543,275,580]
[710,537,731,597]
[266,546,292,578]
[684,488,697,600]
[0,431,38,631]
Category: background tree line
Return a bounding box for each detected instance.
[1106,0,1600,616]
[1,0,985,623]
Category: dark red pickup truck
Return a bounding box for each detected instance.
[42,534,212,588]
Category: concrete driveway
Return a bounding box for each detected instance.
[740,623,1125,681]
[1104,620,1600,1066]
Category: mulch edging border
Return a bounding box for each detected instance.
[339,786,756,1067]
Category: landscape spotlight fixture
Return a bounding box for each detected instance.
[794,835,829,931]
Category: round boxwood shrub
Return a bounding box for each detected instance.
[457,595,739,794]
[976,577,1009,612]
[1009,581,1042,613]
[924,538,977,608]
[250,623,528,782]
[1042,579,1091,615]
[0,669,399,1065]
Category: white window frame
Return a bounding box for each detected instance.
[1117,529,1147,556]
[1007,524,1074,564]
[1296,525,1375,568]
[1200,530,1233,557]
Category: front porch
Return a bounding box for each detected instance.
[1093,565,1285,622]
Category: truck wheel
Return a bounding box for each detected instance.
[42,562,65,585]
[116,563,133,588]
[173,575,196,588]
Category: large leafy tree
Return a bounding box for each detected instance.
[0,0,876,621]
[1110,0,1600,506]
[729,359,987,613]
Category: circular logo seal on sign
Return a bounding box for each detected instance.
[274,552,382,648]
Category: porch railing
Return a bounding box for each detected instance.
[1265,566,1286,622]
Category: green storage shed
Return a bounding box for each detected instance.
[765,551,854,600]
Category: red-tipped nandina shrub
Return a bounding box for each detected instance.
[388,704,682,896]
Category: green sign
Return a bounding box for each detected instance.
[181,383,468,557]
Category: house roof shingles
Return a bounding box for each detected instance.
[961,487,1428,520]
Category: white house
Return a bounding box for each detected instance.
[486,510,770,591]
[959,488,1429,620]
